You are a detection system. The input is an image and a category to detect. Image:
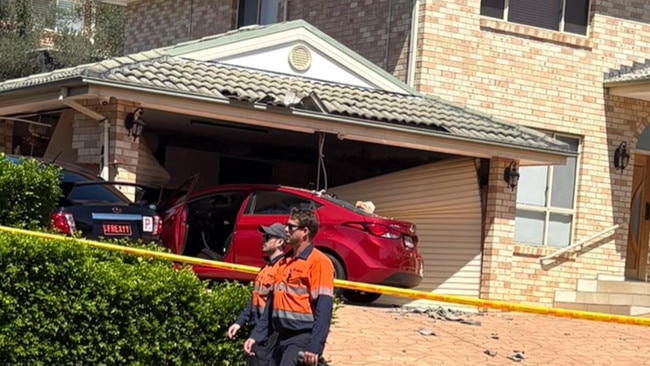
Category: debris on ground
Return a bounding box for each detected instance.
[507,350,526,362]
[490,333,499,340]
[484,349,497,357]
[417,328,436,336]
[394,306,482,326]
[461,319,481,326]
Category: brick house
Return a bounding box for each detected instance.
[1,0,649,313]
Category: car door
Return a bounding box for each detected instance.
[234,189,315,267]
[185,189,252,281]
[158,174,199,254]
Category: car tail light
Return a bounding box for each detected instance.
[345,222,401,239]
[51,212,76,235]
[404,236,415,249]
[153,215,162,236]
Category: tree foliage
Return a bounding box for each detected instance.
[0,0,125,82]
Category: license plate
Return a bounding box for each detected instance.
[102,223,132,236]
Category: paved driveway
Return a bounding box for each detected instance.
[325,304,650,365]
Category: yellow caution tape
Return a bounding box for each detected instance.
[1,225,649,327]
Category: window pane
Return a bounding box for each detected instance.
[60,171,128,203]
[252,191,312,215]
[238,0,258,27]
[33,0,56,29]
[564,0,589,35]
[550,136,579,208]
[516,166,547,206]
[550,157,576,208]
[508,0,562,31]
[56,0,82,33]
[514,209,545,245]
[480,0,505,18]
[548,213,572,247]
[259,0,278,25]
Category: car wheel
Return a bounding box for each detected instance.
[324,253,345,297]
[342,290,382,304]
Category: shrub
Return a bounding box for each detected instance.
[0,154,62,229]
[0,232,251,366]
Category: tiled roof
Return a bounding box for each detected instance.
[604,59,650,84]
[80,56,566,152]
[0,49,166,92]
[0,20,570,155]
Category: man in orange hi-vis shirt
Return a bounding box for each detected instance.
[244,208,334,366]
[228,223,286,366]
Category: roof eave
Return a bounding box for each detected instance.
[83,79,571,166]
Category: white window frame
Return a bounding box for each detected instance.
[514,132,581,247]
[484,0,591,36]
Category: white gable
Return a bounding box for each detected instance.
[176,26,412,94]
[218,43,373,88]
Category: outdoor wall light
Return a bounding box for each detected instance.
[124,107,145,141]
[614,141,630,172]
[503,161,520,191]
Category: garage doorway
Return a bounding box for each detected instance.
[218,156,273,184]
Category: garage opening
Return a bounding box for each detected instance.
[143,110,452,192]
[141,110,487,308]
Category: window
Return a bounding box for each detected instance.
[513,134,580,247]
[238,0,278,27]
[35,0,83,33]
[480,0,590,36]
[248,191,317,215]
[60,171,128,204]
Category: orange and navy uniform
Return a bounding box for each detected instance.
[251,244,335,355]
[235,254,284,328]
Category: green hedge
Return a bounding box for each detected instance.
[0,233,252,366]
[0,154,62,229]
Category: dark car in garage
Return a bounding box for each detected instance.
[6,155,161,242]
[158,181,424,303]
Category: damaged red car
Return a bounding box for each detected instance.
[158,179,423,303]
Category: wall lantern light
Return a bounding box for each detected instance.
[614,141,630,172]
[124,107,145,141]
[503,161,520,191]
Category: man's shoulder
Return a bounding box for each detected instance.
[310,248,334,268]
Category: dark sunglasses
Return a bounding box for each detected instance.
[262,234,282,242]
[285,223,303,232]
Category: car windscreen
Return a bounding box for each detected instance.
[61,171,129,204]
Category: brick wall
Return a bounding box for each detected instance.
[414,0,650,304]
[480,157,516,302]
[288,0,414,82]
[125,0,237,54]
[71,100,103,166]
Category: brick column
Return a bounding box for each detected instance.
[110,101,141,200]
[71,100,103,168]
[480,157,518,302]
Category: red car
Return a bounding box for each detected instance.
[158,179,423,303]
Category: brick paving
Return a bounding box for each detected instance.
[324,304,650,366]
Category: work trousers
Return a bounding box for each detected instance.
[250,331,279,366]
[272,331,311,366]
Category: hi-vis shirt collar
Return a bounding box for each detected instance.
[286,243,314,261]
[263,253,284,266]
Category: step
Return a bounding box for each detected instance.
[555,289,650,306]
[596,280,650,295]
[597,274,625,281]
